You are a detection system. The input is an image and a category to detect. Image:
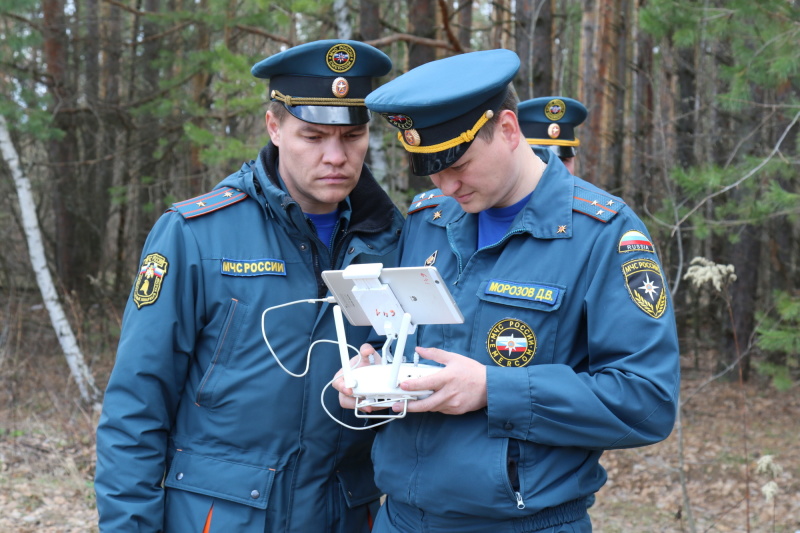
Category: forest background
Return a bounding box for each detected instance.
[1,0,799,531]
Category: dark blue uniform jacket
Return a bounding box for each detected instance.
[372,154,680,530]
[95,143,403,532]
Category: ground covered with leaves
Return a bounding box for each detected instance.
[1,349,798,532]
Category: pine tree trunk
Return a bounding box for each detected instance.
[457,0,473,50]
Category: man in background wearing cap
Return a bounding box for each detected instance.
[95,40,403,533]
[518,96,587,175]
[335,49,679,532]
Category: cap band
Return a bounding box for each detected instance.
[525,137,581,147]
[271,89,365,108]
[398,110,495,154]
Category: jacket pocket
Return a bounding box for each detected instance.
[335,460,381,508]
[164,450,276,509]
[474,279,565,366]
[196,298,249,407]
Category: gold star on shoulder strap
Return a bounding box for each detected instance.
[432,210,442,220]
[557,225,567,234]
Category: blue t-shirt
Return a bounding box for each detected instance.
[477,192,532,248]
[306,210,339,249]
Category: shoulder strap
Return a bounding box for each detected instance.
[170,187,247,219]
[571,185,624,223]
[408,189,446,215]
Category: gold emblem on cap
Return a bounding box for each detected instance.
[403,129,421,146]
[332,77,350,98]
[548,123,561,139]
[544,98,566,121]
[326,43,356,73]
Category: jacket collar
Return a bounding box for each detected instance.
[217,142,399,237]
[426,156,575,240]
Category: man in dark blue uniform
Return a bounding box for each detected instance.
[95,40,403,532]
[518,96,588,175]
[335,49,679,532]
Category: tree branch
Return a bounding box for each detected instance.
[437,0,466,53]
[670,110,800,237]
[0,11,42,32]
[365,32,457,52]
[234,24,294,46]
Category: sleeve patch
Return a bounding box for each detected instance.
[622,258,668,319]
[618,229,654,254]
[171,187,247,219]
[133,253,169,309]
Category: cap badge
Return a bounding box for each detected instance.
[386,114,414,130]
[403,129,421,146]
[326,43,356,73]
[547,123,561,139]
[544,98,566,121]
[332,77,350,98]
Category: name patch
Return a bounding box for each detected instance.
[221,258,286,277]
[486,280,560,305]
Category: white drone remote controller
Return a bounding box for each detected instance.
[323,263,463,420]
[334,306,440,418]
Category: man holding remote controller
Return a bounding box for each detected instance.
[95,40,404,532]
[335,49,680,532]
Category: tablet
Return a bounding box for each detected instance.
[322,264,464,331]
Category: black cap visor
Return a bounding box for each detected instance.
[285,104,371,126]
[409,140,473,177]
[555,145,577,159]
[404,88,509,176]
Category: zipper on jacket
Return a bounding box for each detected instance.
[506,438,525,510]
[331,227,349,269]
[311,241,327,299]
[515,491,526,509]
[445,224,465,284]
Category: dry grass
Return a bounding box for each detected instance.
[1,302,798,532]
[592,368,800,532]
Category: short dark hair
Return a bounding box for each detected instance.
[475,84,519,143]
[268,101,289,123]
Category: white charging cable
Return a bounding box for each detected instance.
[261,296,399,430]
[320,379,397,431]
[261,297,359,378]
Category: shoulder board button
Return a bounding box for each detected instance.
[572,186,624,223]
[170,187,247,219]
[408,189,445,214]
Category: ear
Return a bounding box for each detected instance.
[497,109,522,150]
[266,111,281,145]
